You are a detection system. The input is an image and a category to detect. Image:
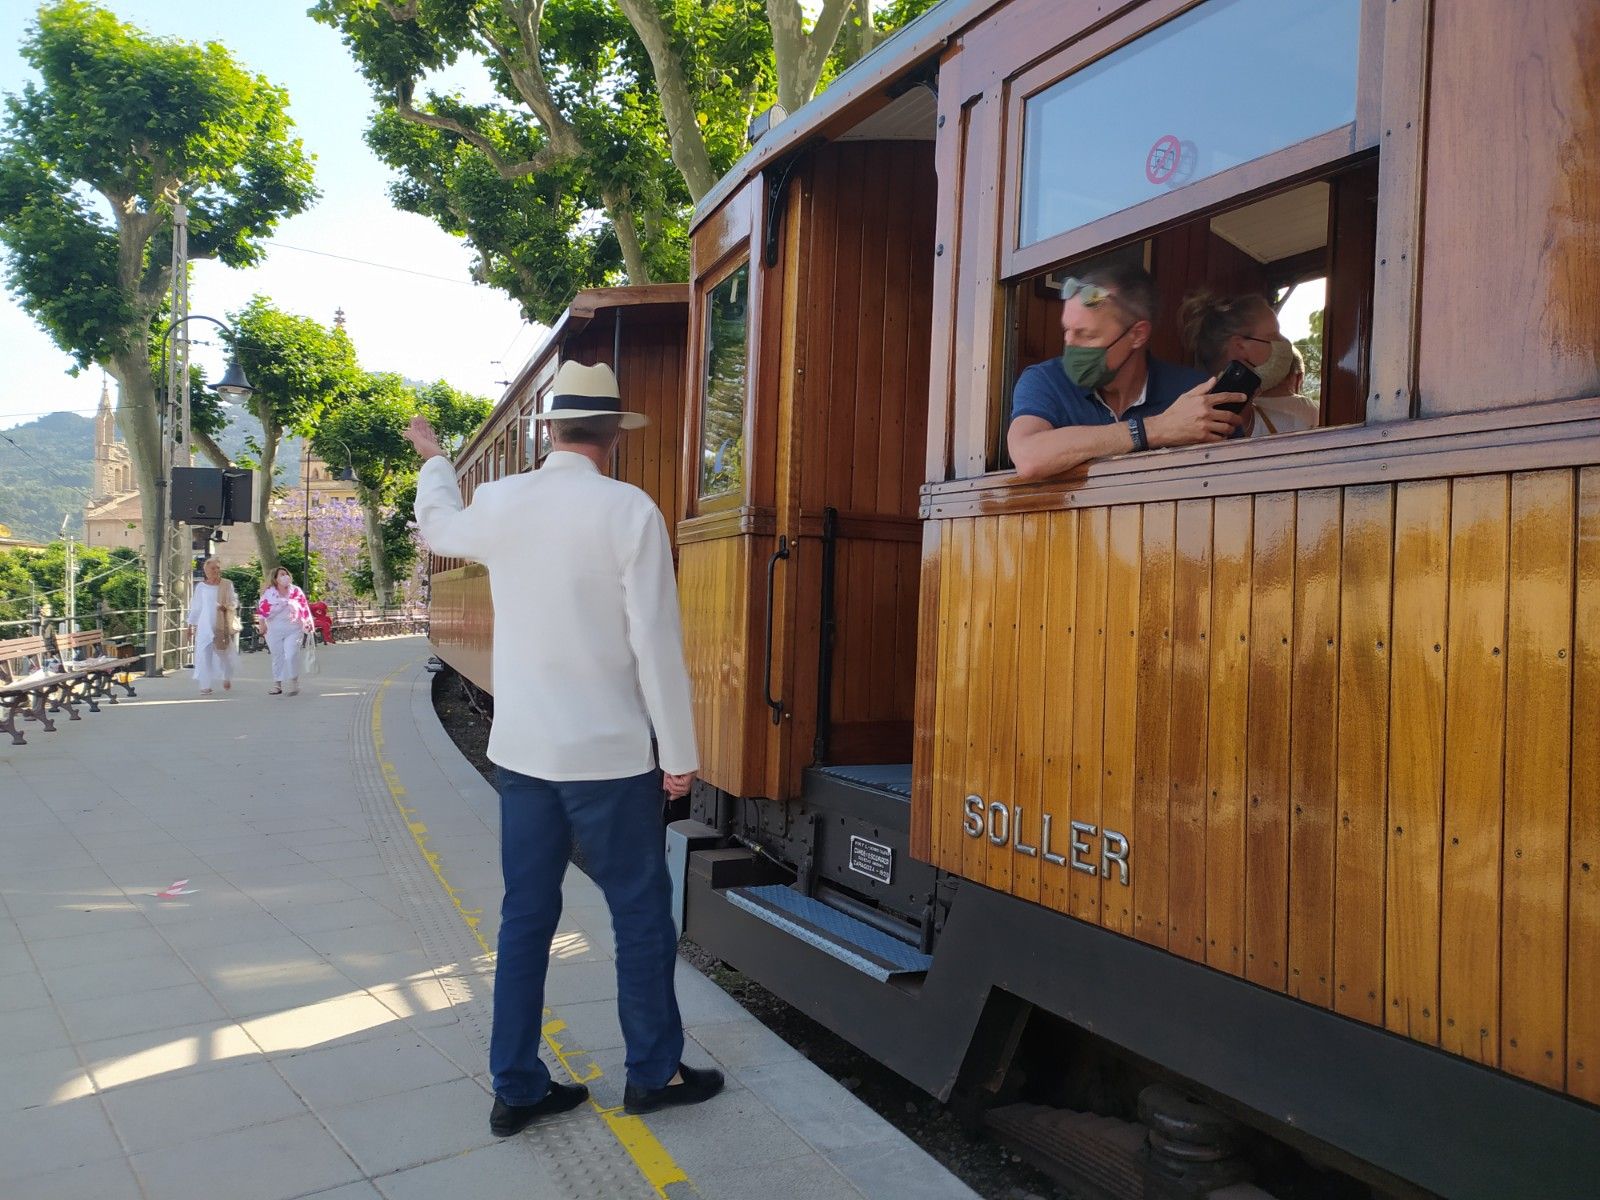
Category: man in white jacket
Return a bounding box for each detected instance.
[405,361,721,1138]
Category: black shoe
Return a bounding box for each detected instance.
[489,1082,590,1136]
[622,1062,725,1115]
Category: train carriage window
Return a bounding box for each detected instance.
[530,385,552,466]
[1017,0,1361,250]
[997,164,1376,470]
[698,262,751,500]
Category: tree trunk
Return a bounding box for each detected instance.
[191,429,229,469]
[359,491,394,607]
[253,417,283,577]
[611,0,719,202]
[769,0,856,114]
[603,192,653,284]
[106,349,176,669]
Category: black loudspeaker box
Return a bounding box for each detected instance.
[222,469,253,526]
[170,467,224,523]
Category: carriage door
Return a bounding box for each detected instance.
[765,140,938,800]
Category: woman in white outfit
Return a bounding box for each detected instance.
[185,557,240,695]
[255,566,313,696]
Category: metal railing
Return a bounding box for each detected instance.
[325,604,428,640]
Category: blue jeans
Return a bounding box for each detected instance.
[489,766,684,1103]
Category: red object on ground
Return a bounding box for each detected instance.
[310,601,334,644]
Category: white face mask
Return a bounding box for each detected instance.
[275,576,291,590]
[1252,335,1295,392]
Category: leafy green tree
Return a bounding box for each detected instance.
[1294,308,1324,406]
[313,0,938,321]
[0,1,317,658]
[312,374,490,606]
[0,542,144,636]
[226,297,363,573]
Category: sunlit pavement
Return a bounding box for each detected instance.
[0,636,975,1200]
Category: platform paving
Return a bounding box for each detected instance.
[0,636,978,1200]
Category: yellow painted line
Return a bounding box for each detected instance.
[371,671,695,1198]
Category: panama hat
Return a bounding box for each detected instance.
[533,361,649,429]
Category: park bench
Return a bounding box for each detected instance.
[0,635,79,745]
[0,631,145,745]
[58,629,141,709]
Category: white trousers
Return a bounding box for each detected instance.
[193,640,237,690]
[266,624,304,683]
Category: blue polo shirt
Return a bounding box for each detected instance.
[1010,355,1207,429]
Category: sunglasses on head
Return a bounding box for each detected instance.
[1058,277,1115,307]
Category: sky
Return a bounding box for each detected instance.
[0,2,1325,434]
[0,0,548,431]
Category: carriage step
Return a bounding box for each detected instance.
[725,884,933,982]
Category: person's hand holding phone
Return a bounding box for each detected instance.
[1145,375,1248,448]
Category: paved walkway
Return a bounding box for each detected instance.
[0,637,977,1200]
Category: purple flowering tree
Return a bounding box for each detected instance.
[268,495,371,607]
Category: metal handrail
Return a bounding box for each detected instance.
[763,535,790,726]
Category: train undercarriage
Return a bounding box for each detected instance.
[674,771,1600,1200]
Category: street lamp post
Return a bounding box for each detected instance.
[302,440,311,576]
[144,313,255,678]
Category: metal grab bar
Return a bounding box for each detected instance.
[763,535,790,725]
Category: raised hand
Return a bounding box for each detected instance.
[404,415,444,460]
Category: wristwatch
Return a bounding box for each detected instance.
[1127,416,1149,452]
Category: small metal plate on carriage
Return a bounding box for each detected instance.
[848,835,894,885]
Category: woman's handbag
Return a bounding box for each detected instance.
[213,581,240,652]
[302,629,320,676]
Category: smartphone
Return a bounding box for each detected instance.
[1208,359,1261,413]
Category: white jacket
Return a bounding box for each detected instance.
[414,451,698,781]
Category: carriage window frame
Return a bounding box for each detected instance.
[692,253,754,514]
[998,0,1383,285]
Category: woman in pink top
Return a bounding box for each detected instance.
[255,566,313,695]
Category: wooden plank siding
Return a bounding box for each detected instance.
[1439,474,1509,1065]
[917,467,1594,1099]
[677,535,765,798]
[1168,500,1213,961]
[1287,490,1342,1008]
[1384,480,1450,1042]
[1039,511,1079,914]
[1068,508,1108,923]
[1244,493,1295,990]
[1500,471,1575,1089]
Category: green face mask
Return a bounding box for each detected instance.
[1061,323,1134,391]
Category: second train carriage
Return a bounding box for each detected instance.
[429,285,688,690]
[430,0,1600,1194]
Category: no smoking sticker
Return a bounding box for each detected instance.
[1146,135,1182,185]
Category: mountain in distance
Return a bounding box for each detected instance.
[0,407,300,544]
[0,412,93,542]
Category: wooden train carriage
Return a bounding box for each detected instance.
[427,286,688,690]
[674,1,1600,1196]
